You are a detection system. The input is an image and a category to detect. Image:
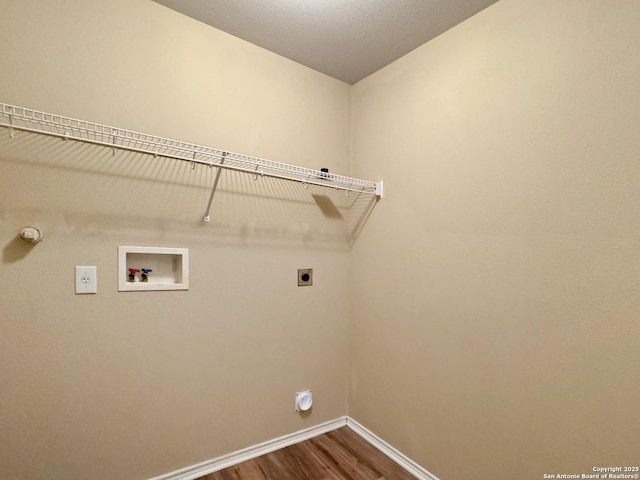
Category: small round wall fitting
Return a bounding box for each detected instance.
[20,226,43,244]
[295,390,313,412]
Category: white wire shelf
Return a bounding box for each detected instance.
[0,103,384,203]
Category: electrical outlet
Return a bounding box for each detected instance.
[298,268,313,286]
[75,266,97,294]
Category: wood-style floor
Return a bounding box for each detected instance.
[198,427,416,480]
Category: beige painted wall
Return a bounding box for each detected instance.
[0,1,352,479]
[3,0,640,479]
[350,0,640,478]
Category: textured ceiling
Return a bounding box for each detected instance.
[152,0,500,84]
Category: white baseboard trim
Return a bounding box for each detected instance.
[150,415,440,480]
[149,416,348,480]
[345,417,441,480]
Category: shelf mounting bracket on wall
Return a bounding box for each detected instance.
[0,102,384,215]
[8,113,15,138]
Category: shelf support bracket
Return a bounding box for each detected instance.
[203,152,227,222]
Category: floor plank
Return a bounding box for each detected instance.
[325,428,415,480]
[307,433,379,480]
[199,427,415,480]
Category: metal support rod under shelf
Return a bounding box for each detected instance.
[203,152,227,222]
[0,103,384,201]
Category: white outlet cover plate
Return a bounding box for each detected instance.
[75,266,97,294]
